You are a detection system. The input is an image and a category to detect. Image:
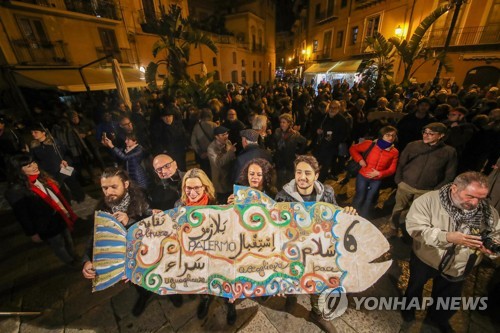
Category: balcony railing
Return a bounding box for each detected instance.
[354,0,386,10]
[315,10,338,25]
[11,39,70,65]
[13,0,120,20]
[96,47,134,64]
[423,24,500,48]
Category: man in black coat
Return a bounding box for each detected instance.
[232,129,272,182]
[312,100,350,182]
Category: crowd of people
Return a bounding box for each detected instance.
[1,78,500,332]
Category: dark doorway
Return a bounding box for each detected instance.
[463,66,499,88]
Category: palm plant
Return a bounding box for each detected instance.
[363,32,396,94]
[145,4,218,99]
[388,4,451,86]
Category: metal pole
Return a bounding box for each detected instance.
[433,0,464,85]
[78,55,114,99]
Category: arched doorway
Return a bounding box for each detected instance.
[463,66,499,88]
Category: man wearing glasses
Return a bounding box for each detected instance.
[116,116,151,151]
[149,154,185,212]
[389,122,457,238]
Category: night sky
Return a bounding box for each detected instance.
[276,0,296,32]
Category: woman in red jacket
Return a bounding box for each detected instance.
[349,126,399,218]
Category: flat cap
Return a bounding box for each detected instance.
[424,122,447,134]
[240,129,259,142]
[214,126,229,136]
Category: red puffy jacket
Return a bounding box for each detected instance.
[349,140,399,180]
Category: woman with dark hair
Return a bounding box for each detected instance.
[349,125,399,218]
[102,132,149,190]
[4,153,79,266]
[228,158,277,204]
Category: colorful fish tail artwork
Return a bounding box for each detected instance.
[92,186,392,298]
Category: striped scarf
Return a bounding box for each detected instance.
[439,183,493,234]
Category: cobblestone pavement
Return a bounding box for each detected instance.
[0,178,498,333]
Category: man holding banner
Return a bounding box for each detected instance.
[82,167,152,317]
[276,155,355,333]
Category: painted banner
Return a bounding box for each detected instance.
[92,186,391,299]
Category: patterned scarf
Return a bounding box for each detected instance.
[439,183,493,234]
[111,191,131,214]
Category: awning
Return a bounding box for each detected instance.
[13,67,147,92]
[462,52,499,61]
[328,59,363,73]
[304,62,337,74]
[304,59,363,74]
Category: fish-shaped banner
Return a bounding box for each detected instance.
[92,186,391,298]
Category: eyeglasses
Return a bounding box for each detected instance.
[155,161,175,173]
[422,130,439,136]
[185,185,204,193]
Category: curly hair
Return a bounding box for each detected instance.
[180,168,216,205]
[237,158,277,195]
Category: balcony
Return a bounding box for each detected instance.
[96,47,134,65]
[11,39,70,65]
[423,24,500,49]
[138,9,162,33]
[354,0,386,10]
[11,0,120,20]
[315,10,338,25]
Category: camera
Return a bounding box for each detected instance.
[481,231,500,254]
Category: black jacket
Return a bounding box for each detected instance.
[5,184,67,240]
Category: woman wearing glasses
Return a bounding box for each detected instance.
[349,125,399,219]
[174,168,237,325]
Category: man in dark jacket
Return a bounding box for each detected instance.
[149,154,185,212]
[390,122,457,236]
[312,100,350,181]
[150,109,188,171]
[396,98,436,151]
[232,129,272,182]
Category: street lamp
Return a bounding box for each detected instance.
[395,25,403,37]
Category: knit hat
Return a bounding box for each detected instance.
[240,129,260,142]
[424,122,448,134]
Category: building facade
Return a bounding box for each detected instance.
[288,0,499,88]
[0,0,276,114]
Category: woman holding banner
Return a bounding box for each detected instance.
[174,168,237,325]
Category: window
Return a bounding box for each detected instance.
[366,15,381,38]
[253,71,257,83]
[212,57,217,66]
[351,26,359,44]
[231,70,238,83]
[313,39,318,52]
[232,52,237,64]
[98,28,120,61]
[315,4,321,19]
[323,30,332,56]
[17,16,49,47]
[326,0,334,17]
[214,70,220,81]
[259,71,262,83]
[241,70,247,84]
[336,30,344,48]
[341,0,348,8]
[242,59,246,67]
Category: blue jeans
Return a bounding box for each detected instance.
[352,173,382,219]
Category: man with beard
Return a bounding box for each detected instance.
[82,167,152,316]
[275,155,355,333]
[403,172,499,332]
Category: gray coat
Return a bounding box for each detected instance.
[207,139,236,194]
